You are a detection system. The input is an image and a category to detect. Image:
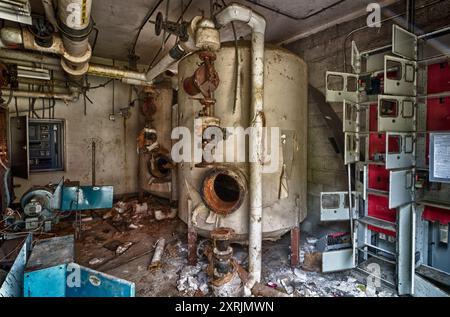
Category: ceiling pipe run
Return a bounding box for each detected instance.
[145,44,187,82]
[88,64,153,86]
[215,2,266,295]
[1,88,79,101]
[0,26,65,55]
[41,0,59,31]
[0,49,153,86]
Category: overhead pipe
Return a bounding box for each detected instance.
[146,44,187,82]
[215,3,266,294]
[39,0,93,76]
[0,49,153,86]
[88,64,153,86]
[1,88,79,101]
[0,27,65,55]
[145,14,221,82]
[41,0,59,31]
[0,48,61,66]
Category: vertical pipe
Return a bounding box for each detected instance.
[187,199,198,265]
[215,3,266,293]
[290,227,300,267]
[91,140,96,186]
[248,28,265,288]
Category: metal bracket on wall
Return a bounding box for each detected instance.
[326,71,359,103]
[384,56,417,96]
[320,191,358,222]
[385,132,415,169]
[378,95,416,132]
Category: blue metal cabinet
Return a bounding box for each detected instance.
[61,186,114,211]
[23,235,134,297]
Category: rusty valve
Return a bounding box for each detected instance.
[183,51,219,100]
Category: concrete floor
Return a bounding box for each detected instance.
[51,197,397,297]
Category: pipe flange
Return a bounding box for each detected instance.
[57,18,94,42]
[61,59,89,76]
[63,44,92,64]
[213,247,233,258]
[210,260,239,287]
[211,227,235,241]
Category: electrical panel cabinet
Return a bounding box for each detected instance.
[10,118,65,179]
[28,120,64,172]
[322,24,450,295]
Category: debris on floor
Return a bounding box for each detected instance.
[50,196,398,297]
[148,238,166,270]
[265,266,396,297]
[116,242,133,255]
[177,263,210,296]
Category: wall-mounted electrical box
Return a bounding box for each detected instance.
[10,117,65,179]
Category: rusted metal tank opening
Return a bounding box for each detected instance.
[202,169,246,215]
[148,154,172,179]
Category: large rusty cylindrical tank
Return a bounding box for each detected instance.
[177,42,308,241]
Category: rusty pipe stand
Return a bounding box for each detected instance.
[290,226,300,267]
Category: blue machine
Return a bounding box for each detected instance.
[23,235,135,297]
[18,179,113,232]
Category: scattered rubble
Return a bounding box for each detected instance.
[88,258,104,266]
[116,242,133,255]
[266,266,397,297]
[177,263,210,296]
[306,237,318,245]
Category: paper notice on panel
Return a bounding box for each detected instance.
[433,134,450,180]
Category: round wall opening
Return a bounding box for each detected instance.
[148,154,172,179]
[201,169,246,215]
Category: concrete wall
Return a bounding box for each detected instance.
[284,0,450,235]
[11,77,143,200]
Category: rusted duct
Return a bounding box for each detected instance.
[215,3,266,295]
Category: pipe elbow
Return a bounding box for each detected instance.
[215,3,252,27]
[215,3,266,34]
[248,11,266,34]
